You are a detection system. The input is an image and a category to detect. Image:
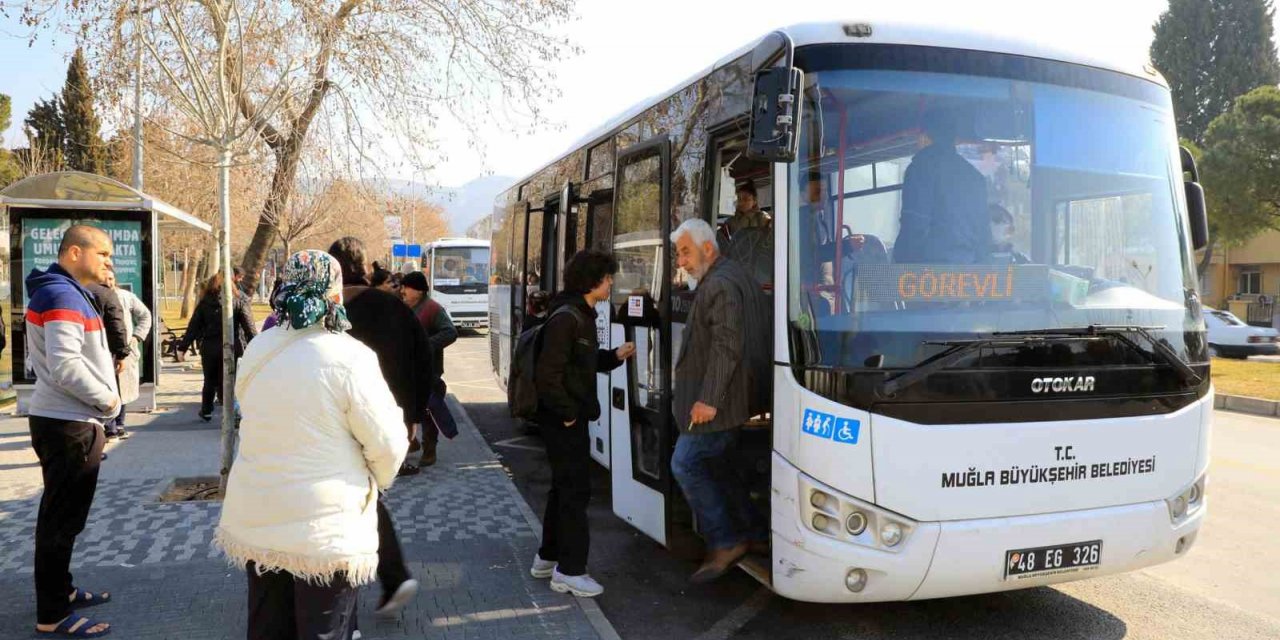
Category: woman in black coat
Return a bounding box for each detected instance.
[178,273,258,421]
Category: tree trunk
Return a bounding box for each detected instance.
[206,232,221,280]
[180,249,197,319]
[240,141,306,293]
[217,147,238,496]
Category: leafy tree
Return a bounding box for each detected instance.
[23,96,64,166]
[1200,86,1280,253]
[1152,0,1280,143]
[60,47,107,174]
[0,93,19,187]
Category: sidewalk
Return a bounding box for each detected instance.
[0,362,610,639]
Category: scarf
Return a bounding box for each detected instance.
[273,250,351,332]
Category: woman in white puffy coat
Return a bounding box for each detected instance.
[214,250,407,639]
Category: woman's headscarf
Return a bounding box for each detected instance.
[273,250,351,332]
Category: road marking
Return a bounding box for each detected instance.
[493,436,545,452]
[693,586,774,640]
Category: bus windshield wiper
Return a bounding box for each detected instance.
[1005,325,1202,387]
[876,325,1201,399]
[877,332,1074,398]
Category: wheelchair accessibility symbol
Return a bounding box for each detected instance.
[802,409,860,445]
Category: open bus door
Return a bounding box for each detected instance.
[609,137,674,545]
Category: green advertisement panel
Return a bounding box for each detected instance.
[20,218,143,307]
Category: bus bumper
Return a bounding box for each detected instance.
[769,454,1204,603]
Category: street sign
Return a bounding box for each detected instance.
[392,243,422,258]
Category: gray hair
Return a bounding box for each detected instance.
[670,218,718,252]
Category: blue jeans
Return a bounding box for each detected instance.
[671,429,767,551]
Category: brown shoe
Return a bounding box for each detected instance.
[690,542,748,584]
[420,427,438,467]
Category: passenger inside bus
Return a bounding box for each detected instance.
[798,174,836,316]
[717,180,773,289]
[989,203,1030,264]
[893,107,990,265]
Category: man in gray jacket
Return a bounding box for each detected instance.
[25,225,118,636]
[670,218,771,583]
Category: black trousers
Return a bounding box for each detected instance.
[376,499,410,592]
[246,562,358,640]
[29,417,104,625]
[537,415,591,576]
[199,345,223,416]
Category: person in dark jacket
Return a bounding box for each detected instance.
[670,218,771,584]
[328,237,431,623]
[522,290,551,333]
[529,251,634,598]
[400,271,456,466]
[85,280,130,439]
[176,273,258,421]
[893,107,990,265]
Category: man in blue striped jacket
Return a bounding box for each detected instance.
[25,224,119,637]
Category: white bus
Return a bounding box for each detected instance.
[489,21,1211,602]
[424,238,490,329]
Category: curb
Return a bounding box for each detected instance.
[1215,393,1280,418]
[447,395,624,640]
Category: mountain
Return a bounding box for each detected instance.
[390,174,515,237]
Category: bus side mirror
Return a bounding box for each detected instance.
[1180,146,1209,251]
[748,67,804,162]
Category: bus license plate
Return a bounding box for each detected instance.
[1004,540,1101,580]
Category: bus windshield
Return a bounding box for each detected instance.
[788,56,1204,371]
[431,246,490,294]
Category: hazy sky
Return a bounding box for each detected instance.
[2,0,1270,187]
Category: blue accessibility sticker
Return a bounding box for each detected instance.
[802,409,860,445]
[833,418,860,445]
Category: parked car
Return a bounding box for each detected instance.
[1205,307,1280,358]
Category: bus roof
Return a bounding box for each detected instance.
[523,20,1167,190]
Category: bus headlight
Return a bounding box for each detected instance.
[812,513,833,532]
[845,568,868,593]
[845,511,868,536]
[810,490,833,511]
[1166,474,1207,524]
[880,522,903,547]
[800,473,916,550]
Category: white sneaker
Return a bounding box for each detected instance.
[375,578,419,617]
[530,554,556,579]
[550,568,604,597]
[352,631,362,640]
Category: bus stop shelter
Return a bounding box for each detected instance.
[0,171,212,413]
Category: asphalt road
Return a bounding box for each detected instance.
[444,331,1280,640]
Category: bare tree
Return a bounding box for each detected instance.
[27,0,311,492]
[30,0,577,290]
[22,0,577,489]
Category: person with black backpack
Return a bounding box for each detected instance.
[516,251,633,598]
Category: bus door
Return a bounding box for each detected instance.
[610,138,673,545]
[539,194,561,293]
[584,187,615,468]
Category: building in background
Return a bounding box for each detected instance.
[1201,231,1280,327]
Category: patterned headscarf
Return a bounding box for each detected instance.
[273,250,351,332]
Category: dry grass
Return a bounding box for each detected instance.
[1210,357,1280,400]
[158,301,272,334]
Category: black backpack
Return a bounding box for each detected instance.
[508,304,586,420]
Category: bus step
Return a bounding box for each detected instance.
[737,552,773,589]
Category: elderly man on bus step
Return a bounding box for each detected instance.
[670,218,772,583]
